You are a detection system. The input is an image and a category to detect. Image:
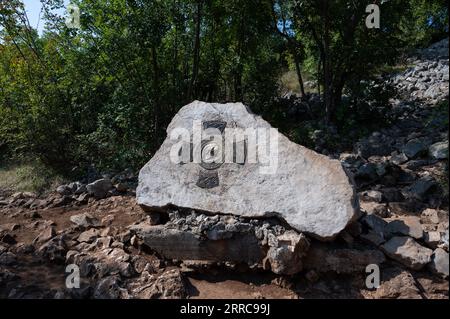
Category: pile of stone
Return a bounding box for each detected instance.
[390,38,449,104]
[0,168,137,214]
[357,211,448,276]
[340,39,450,280]
[1,170,138,212]
[0,209,188,299]
[417,37,449,61]
[57,168,137,199]
[130,209,309,275]
[350,149,450,278]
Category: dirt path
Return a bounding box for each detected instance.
[0,194,306,299]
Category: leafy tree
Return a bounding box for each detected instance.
[0,0,447,173]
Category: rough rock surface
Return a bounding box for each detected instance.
[87,179,113,199]
[70,213,101,228]
[130,209,310,275]
[372,268,422,299]
[137,101,357,240]
[391,38,449,104]
[429,248,449,278]
[303,243,386,274]
[381,236,433,270]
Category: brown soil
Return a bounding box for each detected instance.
[0,194,301,299]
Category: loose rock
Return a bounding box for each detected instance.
[381,236,433,270]
[87,179,113,199]
[70,213,101,228]
[428,248,449,278]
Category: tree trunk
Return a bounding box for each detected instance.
[152,45,161,142]
[292,49,306,97]
[317,56,321,96]
[188,0,203,101]
[322,0,333,124]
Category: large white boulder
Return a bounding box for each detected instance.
[137,101,358,240]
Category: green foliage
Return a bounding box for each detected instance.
[337,78,395,134]
[0,0,448,174]
[400,0,449,47]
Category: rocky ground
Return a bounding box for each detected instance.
[0,39,448,299]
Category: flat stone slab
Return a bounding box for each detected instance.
[381,236,433,270]
[129,210,310,275]
[137,101,358,240]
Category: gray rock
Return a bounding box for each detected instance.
[359,202,389,218]
[74,184,87,195]
[362,214,388,236]
[359,190,383,203]
[355,163,378,182]
[381,236,433,270]
[93,276,127,299]
[0,233,17,245]
[75,193,90,204]
[429,141,448,159]
[87,178,113,199]
[373,268,422,299]
[404,175,437,200]
[78,229,99,243]
[420,208,440,224]
[0,252,17,266]
[137,101,357,240]
[33,226,56,244]
[380,188,404,203]
[390,152,408,165]
[339,153,362,168]
[37,235,67,263]
[115,183,128,193]
[385,217,423,240]
[130,209,310,275]
[403,138,428,159]
[129,269,187,299]
[70,213,101,228]
[52,195,73,207]
[442,229,449,250]
[404,160,429,170]
[67,182,80,193]
[56,185,72,196]
[355,137,393,158]
[264,231,309,275]
[424,231,441,249]
[303,244,386,274]
[360,230,386,246]
[15,243,35,254]
[131,223,264,265]
[428,248,449,278]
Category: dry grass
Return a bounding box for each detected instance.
[280,70,302,94]
[279,70,317,95]
[0,162,66,194]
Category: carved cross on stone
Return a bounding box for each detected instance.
[196,120,227,189]
[137,101,358,240]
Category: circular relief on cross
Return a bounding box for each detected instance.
[200,139,223,170]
